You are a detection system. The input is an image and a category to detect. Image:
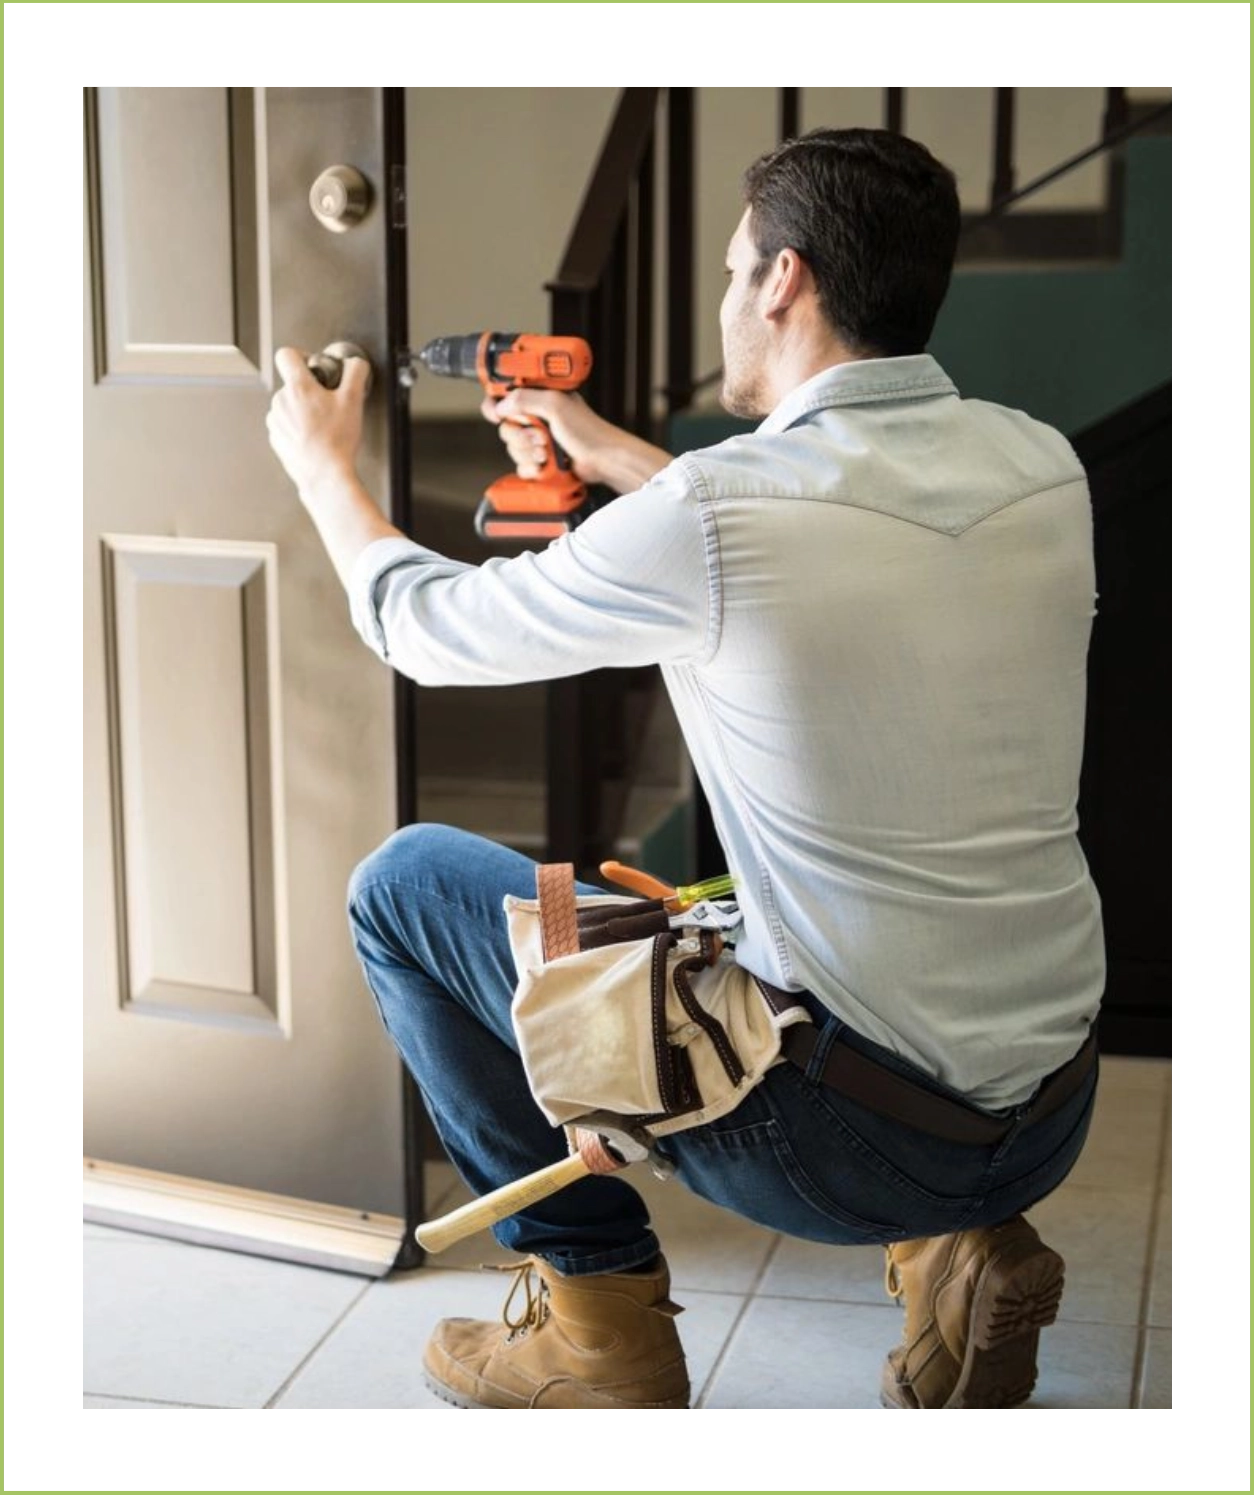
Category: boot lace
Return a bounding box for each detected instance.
[486,1259,551,1342]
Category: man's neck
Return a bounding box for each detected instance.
[766,332,872,411]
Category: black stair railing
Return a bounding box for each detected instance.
[542,87,695,875]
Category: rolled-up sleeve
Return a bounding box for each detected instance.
[347,460,715,686]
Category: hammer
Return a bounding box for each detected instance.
[415,1117,659,1255]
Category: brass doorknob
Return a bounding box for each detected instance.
[309,165,371,232]
[307,341,373,394]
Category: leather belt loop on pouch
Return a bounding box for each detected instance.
[536,863,580,961]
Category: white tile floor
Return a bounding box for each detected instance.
[84,1055,1170,1410]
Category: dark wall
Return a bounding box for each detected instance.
[1074,386,1171,1056]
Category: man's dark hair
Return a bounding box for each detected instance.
[742,127,960,357]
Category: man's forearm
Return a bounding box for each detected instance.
[598,430,675,495]
[299,467,403,593]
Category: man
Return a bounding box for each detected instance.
[267,127,1105,1410]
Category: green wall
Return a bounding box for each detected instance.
[930,137,1170,436]
[670,136,1170,449]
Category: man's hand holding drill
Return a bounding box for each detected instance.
[483,387,674,497]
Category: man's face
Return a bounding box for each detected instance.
[719,210,772,420]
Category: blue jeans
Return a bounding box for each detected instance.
[348,825,1097,1277]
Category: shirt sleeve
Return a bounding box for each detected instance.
[347,459,714,686]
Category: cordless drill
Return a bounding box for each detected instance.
[416,332,593,542]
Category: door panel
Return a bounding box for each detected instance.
[101,535,286,1029]
[84,88,408,1232]
[92,88,263,379]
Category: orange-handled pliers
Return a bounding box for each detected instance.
[599,862,736,914]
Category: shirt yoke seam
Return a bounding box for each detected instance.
[676,456,724,665]
[681,468,1087,535]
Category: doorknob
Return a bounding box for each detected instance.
[309,164,372,232]
[306,342,373,394]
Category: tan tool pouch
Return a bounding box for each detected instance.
[506,863,812,1140]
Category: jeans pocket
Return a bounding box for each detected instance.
[772,1059,991,1213]
[763,1122,914,1244]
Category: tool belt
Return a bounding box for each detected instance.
[508,862,1096,1151]
[506,863,812,1140]
[779,1018,1098,1145]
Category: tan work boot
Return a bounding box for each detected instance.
[423,1255,691,1408]
[881,1215,1064,1408]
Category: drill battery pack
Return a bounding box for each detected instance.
[474,472,585,542]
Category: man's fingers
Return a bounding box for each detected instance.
[338,355,372,400]
[274,346,314,388]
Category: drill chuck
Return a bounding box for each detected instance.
[418,333,519,382]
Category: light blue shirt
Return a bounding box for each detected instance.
[350,355,1105,1106]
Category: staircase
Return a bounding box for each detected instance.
[405,89,693,884]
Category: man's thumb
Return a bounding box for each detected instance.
[274,346,312,387]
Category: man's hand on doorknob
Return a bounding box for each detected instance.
[267,346,370,500]
[266,346,402,594]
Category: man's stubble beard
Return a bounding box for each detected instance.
[719,306,772,420]
[720,377,768,421]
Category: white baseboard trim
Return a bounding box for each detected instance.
[83,1158,407,1277]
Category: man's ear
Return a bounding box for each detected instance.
[762,248,807,320]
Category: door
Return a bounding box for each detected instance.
[83,88,414,1272]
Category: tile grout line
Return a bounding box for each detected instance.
[261,1277,377,1409]
[692,1234,785,1409]
[85,1391,221,1409]
[1126,1083,1172,1407]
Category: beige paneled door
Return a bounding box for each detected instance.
[83,88,412,1273]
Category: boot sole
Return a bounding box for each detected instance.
[948,1238,1065,1408]
[879,1226,1065,1412]
[427,1370,691,1412]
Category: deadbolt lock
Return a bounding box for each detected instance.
[309,165,371,232]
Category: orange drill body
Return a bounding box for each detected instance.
[417,332,593,541]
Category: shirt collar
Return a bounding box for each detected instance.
[756,354,957,436]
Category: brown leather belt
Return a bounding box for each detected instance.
[780,1024,1097,1146]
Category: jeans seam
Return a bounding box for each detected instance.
[348,875,489,929]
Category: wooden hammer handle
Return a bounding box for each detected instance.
[415,1153,593,1255]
